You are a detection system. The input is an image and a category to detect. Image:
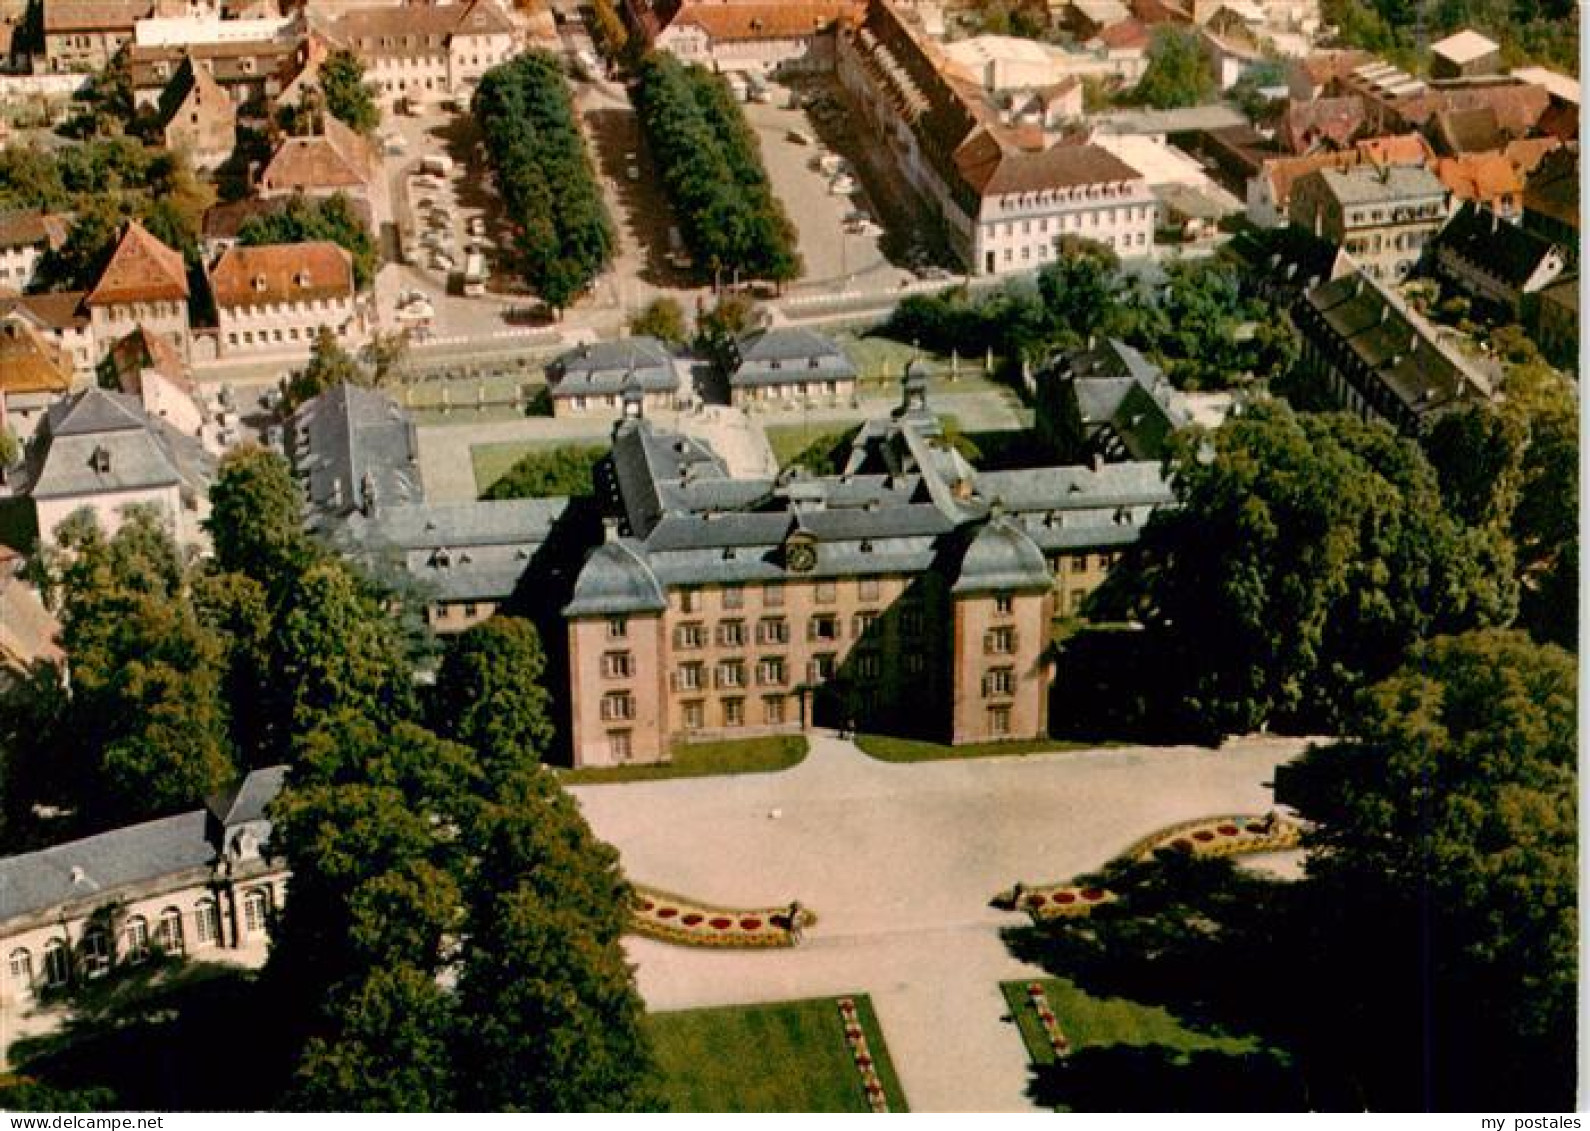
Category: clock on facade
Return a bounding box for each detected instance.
[786,542,817,573]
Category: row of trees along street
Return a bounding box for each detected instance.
[633,53,801,285]
[474,51,616,312]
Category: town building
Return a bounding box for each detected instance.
[0,767,286,1010]
[728,328,858,408]
[207,240,360,359]
[290,381,424,532]
[1431,200,1568,317]
[546,337,689,418]
[1433,150,1524,216]
[1293,268,1493,434]
[838,0,1154,276]
[0,211,69,293]
[1288,162,1449,280]
[1286,48,1373,101]
[82,221,192,366]
[24,386,215,545]
[256,117,382,220]
[647,0,859,74]
[106,325,206,437]
[1528,275,1578,369]
[129,34,303,112]
[1034,337,1190,462]
[0,291,95,381]
[155,52,237,171]
[41,0,154,72]
[1428,28,1500,81]
[327,0,517,106]
[1278,95,1365,154]
[1243,132,1431,227]
[1522,145,1577,263]
[0,317,73,443]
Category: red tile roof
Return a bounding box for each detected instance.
[1281,96,1365,154]
[85,221,189,308]
[0,211,69,252]
[209,241,354,308]
[109,325,191,396]
[669,1,857,40]
[259,117,374,194]
[0,318,73,396]
[1094,17,1150,49]
[1436,152,1523,202]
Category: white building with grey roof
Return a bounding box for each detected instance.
[0,767,287,1009]
[23,386,215,548]
[545,336,690,418]
[727,328,859,408]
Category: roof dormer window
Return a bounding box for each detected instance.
[253,275,268,292]
[295,271,311,287]
[91,445,111,473]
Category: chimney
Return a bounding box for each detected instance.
[602,515,620,543]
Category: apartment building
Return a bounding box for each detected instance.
[327,0,515,106]
[1432,200,1568,317]
[1293,267,1494,434]
[207,240,360,359]
[1289,163,1449,280]
[837,0,1154,276]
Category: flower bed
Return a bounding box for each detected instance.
[1009,883,1119,921]
[837,997,891,1112]
[1025,982,1072,1059]
[1004,814,1304,922]
[1122,814,1303,863]
[630,885,816,948]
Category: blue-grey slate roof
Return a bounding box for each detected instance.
[564,538,667,616]
[291,383,423,525]
[730,328,858,388]
[548,336,683,398]
[29,388,214,501]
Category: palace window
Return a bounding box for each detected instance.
[852,612,878,638]
[757,657,786,686]
[243,889,270,936]
[716,661,745,689]
[757,618,789,645]
[985,627,1016,655]
[809,654,837,682]
[675,662,704,691]
[194,899,220,947]
[816,580,837,604]
[675,623,707,649]
[763,583,784,607]
[601,692,635,721]
[762,696,785,725]
[717,620,746,647]
[158,908,184,956]
[983,667,1015,698]
[856,652,882,680]
[124,917,150,965]
[607,615,628,639]
[9,949,32,992]
[988,705,1012,735]
[81,929,111,979]
[808,615,839,642]
[722,698,744,727]
[682,701,704,730]
[721,584,744,610]
[602,651,633,679]
[43,941,68,988]
[994,594,1014,616]
[858,577,880,602]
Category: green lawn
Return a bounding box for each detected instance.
[854,733,1095,763]
[647,995,908,1112]
[1002,978,1263,1068]
[1001,978,1291,1112]
[470,439,585,496]
[560,735,808,785]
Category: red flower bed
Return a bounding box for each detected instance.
[1081,888,1105,901]
[1217,825,1240,836]
[740,917,762,930]
[1193,830,1215,842]
[709,917,733,930]
[1053,891,1075,904]
[656,907,677,919]
[630,886,815,949]
[681,913,703,926]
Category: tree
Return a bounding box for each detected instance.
[275,560,418,735]
[456,766,658,1111]
[205,445,317,588]
[1284,630,1577,1107]
[319,50,380,134]
[474,53,614,311]
[1095,403,1518,736]
[31,201,123,292]
[287,965,459,1111]
[1422,403,1527,529]
[482,445,604,501]
[628,296,687,344]
[362,329,411,384]
[236,193,379,288]
[1133,28,1215,109]
[589,0,630,62]
[0,661,78,850]
[54,508,238,827]
[693,294,756,377]
[1502,363,1577,650]
[430,618,555,780]
[281,328,364,414]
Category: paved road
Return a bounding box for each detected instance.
[571,732,1307,1112]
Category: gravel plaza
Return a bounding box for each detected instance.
[572,731,1310,1111]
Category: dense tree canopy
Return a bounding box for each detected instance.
[474,52,614,311]
[280,329,366,415]
[1093,402,1517,736]
[1133,28,1216,110]
[319,50,381,134]
[1283,630,1577,1107]
[482,445,603,500]
[634,54,800,283]
[628,296,687,344]
[237,193,379,288]
[430,617,556,779]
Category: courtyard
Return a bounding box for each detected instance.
[571,731,1308,1111]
